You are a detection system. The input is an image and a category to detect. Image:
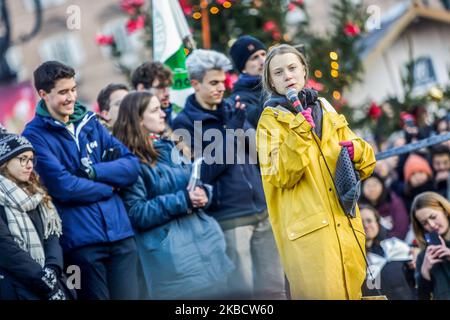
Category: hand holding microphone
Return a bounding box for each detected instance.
[286,88,315,128]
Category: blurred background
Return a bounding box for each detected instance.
[1,0,450,142]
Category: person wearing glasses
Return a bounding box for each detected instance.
[0,132,74,300]
[131,62,176,128]
[22,61,141,300]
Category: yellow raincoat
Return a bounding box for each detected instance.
[256,98,376,300]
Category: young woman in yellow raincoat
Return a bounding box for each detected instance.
[256,44,376,300]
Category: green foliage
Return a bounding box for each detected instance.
[186,0,288,52]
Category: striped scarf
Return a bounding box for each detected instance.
[0,175,62,267]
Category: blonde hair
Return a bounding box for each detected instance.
[262,44,309,96]
[410,191,450,249]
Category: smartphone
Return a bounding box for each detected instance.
[424,232,441,246]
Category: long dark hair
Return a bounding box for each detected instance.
[112,91,158,165]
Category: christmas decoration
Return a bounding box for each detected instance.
[96,34,115,46]
[367,102,382,120]
[343,22,361,37]
[126,15,145,34]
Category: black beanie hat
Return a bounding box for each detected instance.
[229,35,266,72]
[0,132,35,166]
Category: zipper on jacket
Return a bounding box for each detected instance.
[64,113,96,152]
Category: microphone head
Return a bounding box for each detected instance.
[286,87,299,102]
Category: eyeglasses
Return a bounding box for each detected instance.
[16,156,37,167]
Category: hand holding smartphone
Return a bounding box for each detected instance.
[424,231,441,246]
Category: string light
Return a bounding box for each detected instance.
[329,51,338,60]
[333,91,341,100]
[223,1,232,8]
[331,61,339,70]
[331,70,339,78]
[314,70,323,78]
[210,6,219,14]
[193,12,202,19]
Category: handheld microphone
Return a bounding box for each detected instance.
[286,87,304,113]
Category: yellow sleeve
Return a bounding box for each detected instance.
[257,110,313,189]
[339,126,376,180]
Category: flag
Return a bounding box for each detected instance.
[152,0,194,110]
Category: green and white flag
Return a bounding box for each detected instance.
[152,0,194,110]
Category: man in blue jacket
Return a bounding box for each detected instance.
[22,61,140,300]
[229,35,267,129]
[172,49,286,299]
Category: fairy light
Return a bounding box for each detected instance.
[210,6,219,14]
[331,61,339,70]
[333,91,341,100]
[329,51,338,60]
[314,70,323,78]
[223,1,232,8]
[331,70,339,78]
[193,12,202,19]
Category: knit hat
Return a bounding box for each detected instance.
[229,35,266,72]
[0,132,35,166]
[403,154,432,183]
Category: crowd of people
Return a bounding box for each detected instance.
[0,35,449,300]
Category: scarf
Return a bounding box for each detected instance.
[0,175,62,267]
[264,88,323,139]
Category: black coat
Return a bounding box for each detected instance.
[228,74,265,129]
[0,204,64,299]
[172,94,267,222]
[415,240,450,300]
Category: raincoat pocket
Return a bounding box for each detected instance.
[286,211,329,241]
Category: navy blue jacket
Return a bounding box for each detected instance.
[22,101,139,251]
[121,139,233,299]
[172,94,267,222]
[229,74,265,129]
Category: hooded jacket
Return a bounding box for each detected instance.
[22,100,139,251]
[256,96,376,299]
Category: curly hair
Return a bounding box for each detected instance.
[131,62,173,90]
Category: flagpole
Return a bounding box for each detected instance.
[200,0,211,49]
[150,0,154,60]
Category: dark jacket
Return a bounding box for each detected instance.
[0,205,63,299]
[121,139,234,299]
[172,94,267,222]
[229,74,265,128]
[415,240,450,300]
[22,100,140,251]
